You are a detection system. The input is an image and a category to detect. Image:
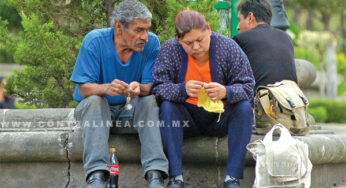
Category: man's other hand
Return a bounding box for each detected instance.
[126,81,141,98]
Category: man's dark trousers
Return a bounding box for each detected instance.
[159,100,253,179]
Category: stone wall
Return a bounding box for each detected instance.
[1,109,346,187]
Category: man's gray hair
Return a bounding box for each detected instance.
[110,0,152,29]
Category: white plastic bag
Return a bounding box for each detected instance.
[247,124,312,188]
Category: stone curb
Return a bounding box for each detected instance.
[0,109,345,165]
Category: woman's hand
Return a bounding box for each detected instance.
[204,82,227,101]
[185,80,204,97]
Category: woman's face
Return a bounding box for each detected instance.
[178,25,212,59]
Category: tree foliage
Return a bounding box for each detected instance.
[1,0,222,108]
[0,0,21,29]
[289,0,345,32]
[4,0,115,107]
[292,0,344,14]
[158,0,222,43]
[0,0,20,63]
[0,18,16,63]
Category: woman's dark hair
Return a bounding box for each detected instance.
[0,76,4,84]
[237,0,272,24]
[175,9,208,39]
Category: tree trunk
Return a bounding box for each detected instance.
[292,5,301,25]
[319,48,326,98]
[322,12,331,31]
[326,42,338,99]
[106,0,116,27]
[306,10,314,30]
[342,12,346,54]
[319,70,326,98]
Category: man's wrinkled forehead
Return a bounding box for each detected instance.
[130,19,152,29]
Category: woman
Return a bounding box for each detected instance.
[152,10,255,188]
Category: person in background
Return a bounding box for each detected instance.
[233,0,300,135]
[152,9,255,188]
[233,0,297,90]
[0,76,15,109]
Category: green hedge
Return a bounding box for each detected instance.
[308,106,327,123]
[308,99,346,123]
[294,47,321,70]
[15,103,37,109]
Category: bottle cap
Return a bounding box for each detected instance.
[109,148,116,152]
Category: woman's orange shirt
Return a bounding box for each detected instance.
[184,54,211,105]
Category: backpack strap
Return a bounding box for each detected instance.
[258,89,279,124]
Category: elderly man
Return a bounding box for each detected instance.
[70,0,168,187]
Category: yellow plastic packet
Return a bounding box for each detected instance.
[197,87,224,113]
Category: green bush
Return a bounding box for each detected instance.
[309,99,346,123]
[287,20,300,45]
[308,106,327,123]
[15,102,37,109]
[0,0,222,108]
[294,47,321,70]
[0,0,21,29]
[0,48,14,63]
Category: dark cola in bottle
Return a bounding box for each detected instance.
[107,147,119,188]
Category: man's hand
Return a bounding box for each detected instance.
[204,82,227,101]
[185,80,204,97]
[126,81,141,98]
[106,79,129,96]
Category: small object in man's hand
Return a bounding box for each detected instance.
[125,92,133,111]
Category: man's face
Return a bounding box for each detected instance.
[236,13,252,32]
[178,26,212,59]
[119,19,151,52]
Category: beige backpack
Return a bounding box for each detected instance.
[254,80,310,136]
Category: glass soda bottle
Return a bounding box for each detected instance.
[107,147,119,188]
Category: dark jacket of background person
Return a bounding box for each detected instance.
[0,96,15,109]
[233,24,297,90]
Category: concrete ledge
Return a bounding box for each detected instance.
[1,109,346,187]
[1,108,75,130]
[296,135,346,164]
[1,109,346,165]
[0,131,69,162]
[1,124,346,165]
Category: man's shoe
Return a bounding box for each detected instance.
[147,170,165,188]
[223,177,240,188]
[86,171,107,188]
[167,179,184,188]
